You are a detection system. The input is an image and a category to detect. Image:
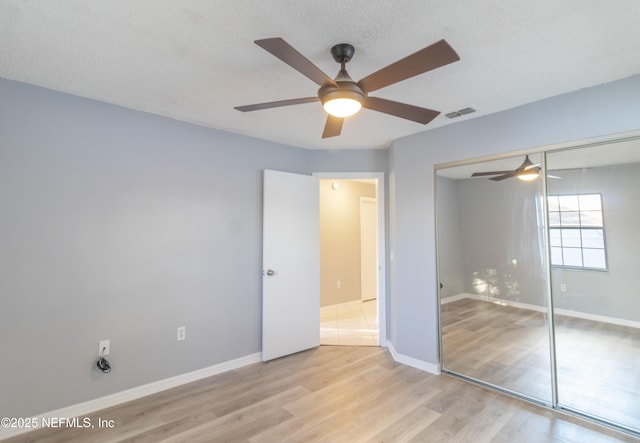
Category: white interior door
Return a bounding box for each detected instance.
[262,170,320,361]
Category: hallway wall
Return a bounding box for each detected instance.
[319,180,375,307]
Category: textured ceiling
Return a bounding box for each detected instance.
[1,1,639,150]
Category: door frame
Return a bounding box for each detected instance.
[313,172,387,347]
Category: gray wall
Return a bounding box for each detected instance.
[388,74,640,365]
[308,149,388,174]
[455,174,547,305]
[434,176,465,299]
[549,163,640,321]
[0,77,386,417]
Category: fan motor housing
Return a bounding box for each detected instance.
[331,43,355,63]
[318,81,366,106]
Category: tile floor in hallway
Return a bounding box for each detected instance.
[320,299,378,346]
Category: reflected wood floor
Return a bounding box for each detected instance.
[5,346,635,442]
[441,298,640,434]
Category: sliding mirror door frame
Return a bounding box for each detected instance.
[435,150,556,406]
[436,132,640,438]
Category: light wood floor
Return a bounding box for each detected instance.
[5,346,636,442]
[441,298,640,435]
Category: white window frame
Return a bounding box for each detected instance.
[548,193,608,271]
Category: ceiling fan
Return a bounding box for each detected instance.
[234,37,460,138]
[471,155,549,182]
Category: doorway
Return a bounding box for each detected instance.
[314,173,386,347]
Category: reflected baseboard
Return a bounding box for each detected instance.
[444,293,640,329]
[440,293,473,304]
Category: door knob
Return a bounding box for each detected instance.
[264,269,276,276]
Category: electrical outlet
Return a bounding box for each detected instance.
[560,283,567,292]
[337,281,341,289]
[177,326,186,341]
[99,340,110,356]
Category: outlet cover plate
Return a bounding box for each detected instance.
[99,340,110,356]
[177,326,186,341]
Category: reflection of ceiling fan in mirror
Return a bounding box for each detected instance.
[471,155,560,182]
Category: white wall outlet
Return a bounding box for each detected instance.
[560,283,567,292]
[99,340,110,356]
[177,326,186,341]
[337,281,341,289]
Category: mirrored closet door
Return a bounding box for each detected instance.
[437,138,640,436]
[547,141,640,432]
[437,152,553,404]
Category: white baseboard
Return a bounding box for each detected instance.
[0,352,261,440]
[452,293,640,329]
[387,342,440,375]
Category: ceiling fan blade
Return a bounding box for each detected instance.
[234,97,319,112]
[357,39,460,93]
[490,172,517,181]
[255,38,338,88]
[363,97,440,124]
[322,115,344,138]
[471,170,514,177]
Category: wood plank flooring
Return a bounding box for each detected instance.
[4,345,636,442]
[441,298,640,435]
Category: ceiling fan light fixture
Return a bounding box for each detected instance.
[323,97,362,117]
[320,84,365,118]
[517,169,540,181]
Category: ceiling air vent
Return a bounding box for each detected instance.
[445,107,477,119]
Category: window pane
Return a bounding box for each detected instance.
[560,211,580,226]
[547,196,560,212]
[551,247,563,265]
[548,194,606,271]
[579,194,602,211]
[581,229,604,248]
[561,229,581,247]
[559,195,579,211]
[563,247,583,267]
[548,212,561,226]
[580,211,603,227]
[583,248,606,269]
[549,229,562,246]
